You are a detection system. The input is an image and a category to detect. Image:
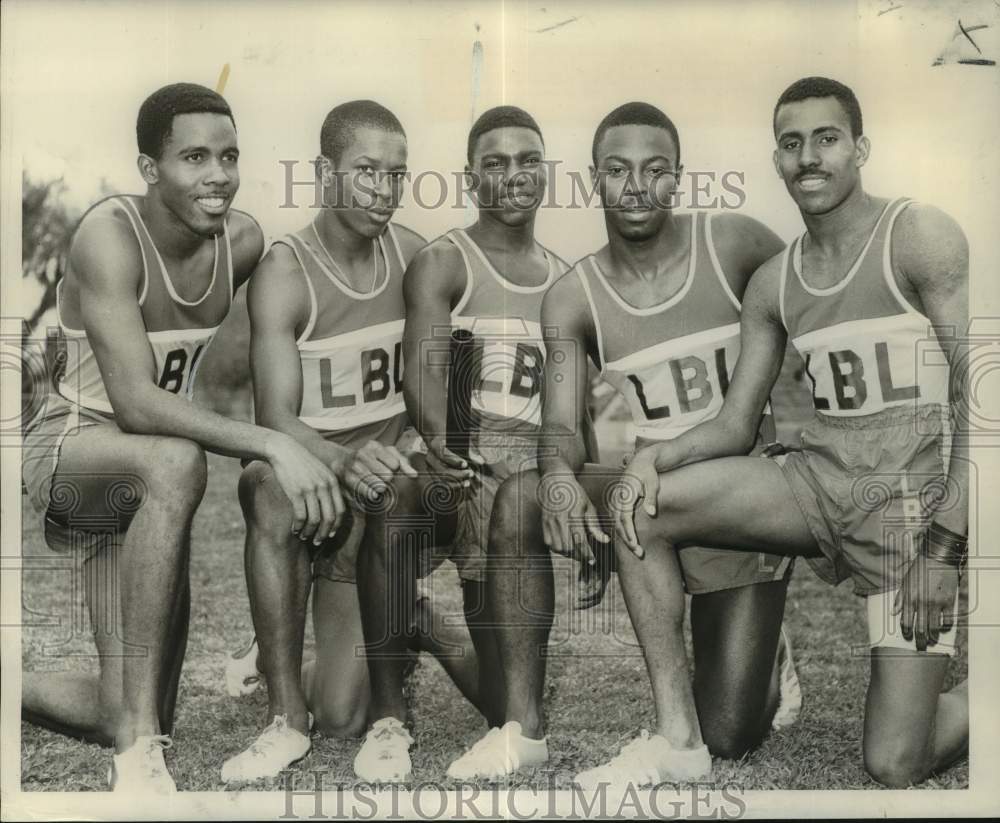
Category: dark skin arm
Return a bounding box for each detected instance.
[710,212,787,301]
[890,203,970,650]
[537,273,610,562]
[70,209,342,541]
[401,239,476,486]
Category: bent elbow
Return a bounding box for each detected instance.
[114,405,149,435]
[717,414,757,456]
[110,390,155,435]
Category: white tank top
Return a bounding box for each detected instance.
[575,212,774,444]
[447,228,569,433]
[278,224,408,433]
[56,195,233,415]
[780,197,949,416]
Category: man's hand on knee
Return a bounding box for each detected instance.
[608,452,660,559]
[265,433,345,545]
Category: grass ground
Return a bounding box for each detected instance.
[19,354,968,792]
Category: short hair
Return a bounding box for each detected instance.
[136,83,235,159]
[592,102,681,167]
[773,76,863,138]
[320,100,406,165]
[467,106,544,165]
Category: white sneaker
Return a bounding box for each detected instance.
[447,721,548,781]
[772,626,802,730]
[220,714,311,783]
[574,731,711,790]
[353,717,415,783]
[108,735,176,794]
[225,635,263,697]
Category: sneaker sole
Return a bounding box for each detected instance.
[221,747,311,784]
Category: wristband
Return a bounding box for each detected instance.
[929,522,967,546]
[921,523,968,569]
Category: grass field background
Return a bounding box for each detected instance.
[19,350,969,792]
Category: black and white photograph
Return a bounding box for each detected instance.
[2,0,998,819]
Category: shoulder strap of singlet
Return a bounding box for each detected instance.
[703,212,741,311]
[576,258,607,370]
[116,196,152,306]
[777,241,793,332]
[446,230,475,316]
[119,195,220,308]
[385,224,407,272]
[546,249,571,277]
[223,217,235,300]
[791,198,897,296]
[880,198,920,317]
[275,234,319,345]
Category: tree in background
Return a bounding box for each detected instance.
[20,172,79,428]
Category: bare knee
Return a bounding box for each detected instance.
[311,696,367,739]
[634,475,686,550]
[238,462,293,537]
[700,714,766,761]
[864,739,931,788]
[490,473,541,558]
[141,438,207,513]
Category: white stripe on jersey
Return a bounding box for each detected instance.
[605,323,741,373]
[298,319,406,352]
[451,316,543,340]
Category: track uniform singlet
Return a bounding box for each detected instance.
[278,224,409,448]
[57,195,234,415]
[575,211,774,444]
[779,198,949,416]
[447,228,569,435]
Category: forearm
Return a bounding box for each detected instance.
[256,411,352,474]
[538,424,589,480]
[114,384,285,461]
[649,414,755,473]
[935,398,970,535]
[404,367,449,445]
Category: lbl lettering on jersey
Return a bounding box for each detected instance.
[445,228,567,433]
[800,324,923,412]
[452,316,546,426]
[625,333,737,421]
[279,227,410,432]
[317,338,404,409]
[158,343,207,394]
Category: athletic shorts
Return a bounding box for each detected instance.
[629,439,793,596]
[22,391,116,555]
[304,425,448,585]
[773,403,950,597]
[452,431,539,584]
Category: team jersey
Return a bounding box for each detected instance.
[779,197,949,417]
[575,211,774,443]
[279,223,409,444]
[56,195,234,415]
[447,228,569,433]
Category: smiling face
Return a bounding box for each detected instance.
[773,96,869,216]
[319,126,408,239]
[592,124,681,242]
[142,112,240,237]
[467,126,546,227]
